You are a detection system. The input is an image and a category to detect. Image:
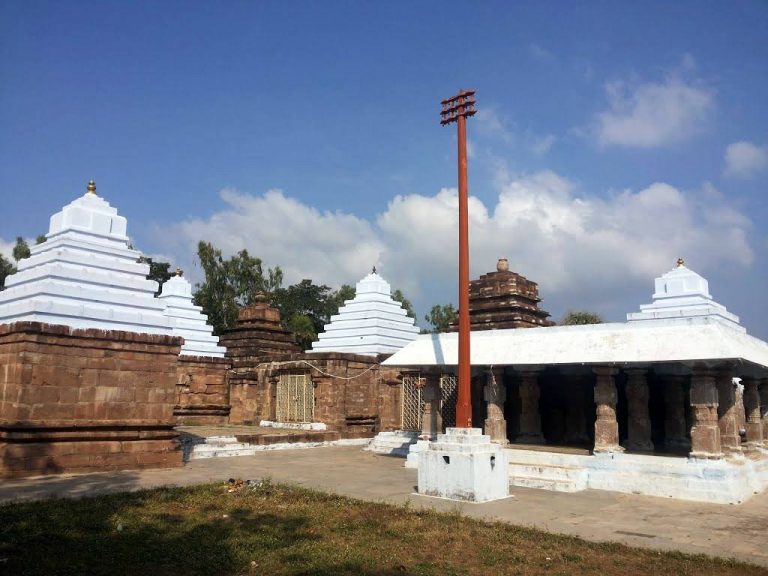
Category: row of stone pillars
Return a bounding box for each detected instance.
[478,365,768,458]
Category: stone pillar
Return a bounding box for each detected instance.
[759,378,768,447]
[715,367,742,453]
[565,376,589,445]
[420,374,440,440]
[689,367,723,459]
[662,375,690,452]
[624,369,654,452]
[593,367,623,453]
[516,369,544,444]
[743,376,764,450]
[483,367,507,444]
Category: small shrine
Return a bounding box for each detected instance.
[158,270,226,357]
[219,295,302,365]
[310,269,420,356]
[450,258,553,331]
[627,258,743,330]
[0,181,171,334]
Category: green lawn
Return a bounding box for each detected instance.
[0,480,764,576]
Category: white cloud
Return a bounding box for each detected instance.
[724,141,768,179]
[164,174,753,325]
[165,189,384,288]
[594,68,713,148]
[0,238,13,261]
[529,134,556,155]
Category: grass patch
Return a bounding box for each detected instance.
[0,479,764,575]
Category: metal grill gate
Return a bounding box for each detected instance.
[401,374,423,431]
[439,374,458,429]
[276,373,314,423]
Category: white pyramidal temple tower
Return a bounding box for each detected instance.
[627,258,744,332]
[158,270,226,357]
[310,268,420,355]
[0,181,169,335]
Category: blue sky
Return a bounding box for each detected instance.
[1,1,767,337]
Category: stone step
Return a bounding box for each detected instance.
[509,474,586,493]
[366,431,419,456]
[181,435,369,461]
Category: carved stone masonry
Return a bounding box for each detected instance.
[760,378,768,447]
[593,366,623,453]
[420,374,441,440]
[743,376,764,450]
[516,369,544,444]
[663,375,690,453]
[624,369,654,452]
[689,367,723,459]
[715,366,742,453]
[484,367,507,444]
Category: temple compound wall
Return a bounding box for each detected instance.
[174,355,231,425]
[0,322,183,478]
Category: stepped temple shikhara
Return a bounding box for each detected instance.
[2,181,767,504]
[450,258,553,331]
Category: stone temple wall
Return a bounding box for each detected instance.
[174,355,231,425]
[228,352,402,438]
[0,322,183,478]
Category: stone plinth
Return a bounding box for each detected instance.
[483,368,507,444]
[311,271,419,355]
[0,183,172,335]
[174,355,231,425]
[450,258,553,331]
[418,427,509,502]
[0,322,183,478]
[219,299,301,367]
[716,368,742,453]
[743,377,764,450]
[159,273,226,358]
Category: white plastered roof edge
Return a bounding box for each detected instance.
[382,319,768,374]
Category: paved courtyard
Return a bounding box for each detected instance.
[2,445,767,567]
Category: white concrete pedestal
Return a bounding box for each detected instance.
[417,427,509,502]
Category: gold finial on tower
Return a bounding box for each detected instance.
[87,180,96,195]
[676,257,685,267]
[176,267,183,277]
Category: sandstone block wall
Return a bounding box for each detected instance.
[227,352,402,437]
[0,322,183,478]
[174,355,231,425]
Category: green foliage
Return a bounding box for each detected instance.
[392,288,416,319]
[561,310,603,325]
[0,253,15,290]
[138,256,174,296]
[425,303,458,333]
[271,280,353,349]
[35,234,47,245]
[12,236,30,262]
[192,241,283,335]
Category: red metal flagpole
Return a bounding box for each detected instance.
[441,90,476,428]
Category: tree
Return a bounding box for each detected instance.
[35,235,47,245]
[12,237,30,262]
[392,288,416,319]
[561,310,603,325]
[425,303,458,333]
[0,254,15,290]
[138,256,174,296]
[192,241,283,335]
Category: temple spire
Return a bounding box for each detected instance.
[87,180,96,195]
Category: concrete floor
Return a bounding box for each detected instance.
[2,446,767,568]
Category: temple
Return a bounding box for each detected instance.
[384,259,768,503]
[450,258,553,331]
[310,269,420,355]
[0,181,171,334]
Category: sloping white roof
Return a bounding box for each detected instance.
[382,319,768,375]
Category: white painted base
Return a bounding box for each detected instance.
[418,428,509,502]
[366,430,419,457]
[181,435,369,461]
[405,439,430,468]
[258,420,327,431]
[504,447,768,504]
